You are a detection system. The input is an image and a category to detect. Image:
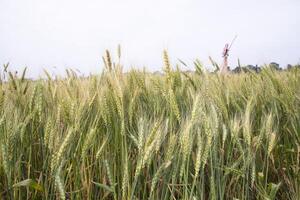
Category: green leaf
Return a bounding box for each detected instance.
[268,182,281,200]
[194,59,204,75]
[178,59,187,67]
[13,179,43,192]
[92,181,114,193]
[21,67,27,81]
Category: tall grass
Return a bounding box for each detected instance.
[0,51,299,199]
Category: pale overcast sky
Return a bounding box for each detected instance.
[0,0,300,77]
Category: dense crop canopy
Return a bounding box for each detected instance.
[0,53,299,199]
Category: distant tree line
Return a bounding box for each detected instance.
[230,62,300,73]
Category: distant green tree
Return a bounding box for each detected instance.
[269,62,281,70]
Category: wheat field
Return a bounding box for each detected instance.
[0,50,299,199]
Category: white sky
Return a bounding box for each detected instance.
[0,0,300,77]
